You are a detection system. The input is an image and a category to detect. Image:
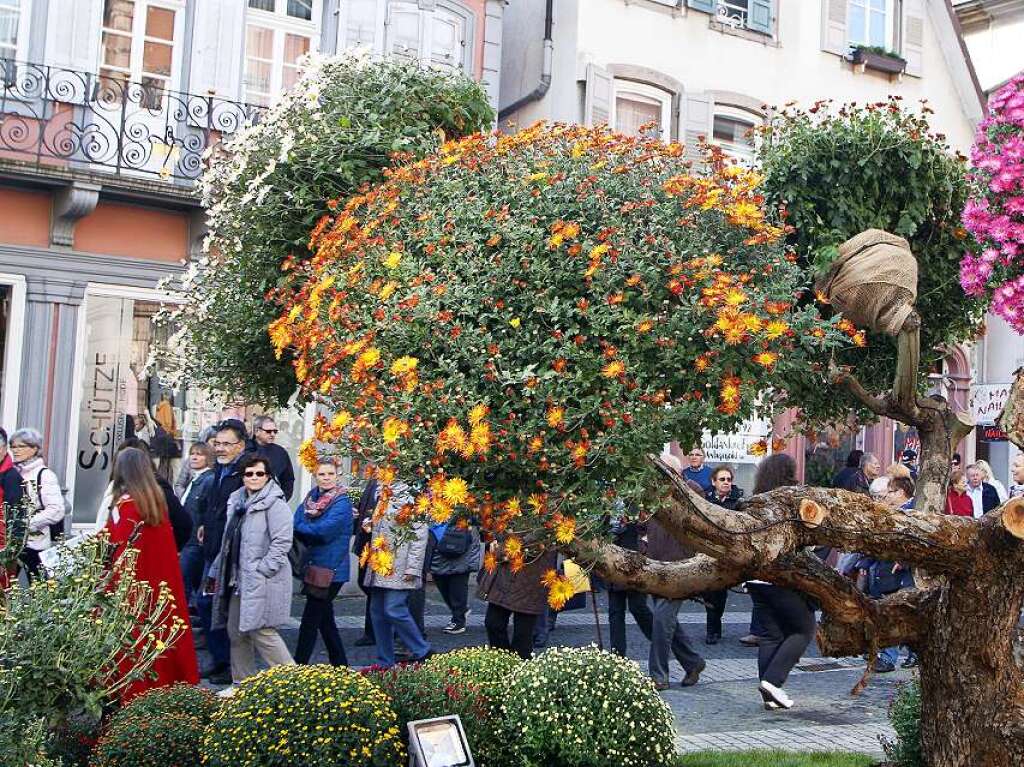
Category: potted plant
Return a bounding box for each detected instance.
[850,44,907,74]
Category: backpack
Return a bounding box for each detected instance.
[435,525,472,559]
[26,467,68,543]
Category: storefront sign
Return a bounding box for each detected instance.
[702,417,772,464]
[970,383,1013,426]
[981,425,1009,442]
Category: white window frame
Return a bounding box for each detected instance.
[336,0,473,74]
[0,0,31,62]
[612,80,673,141]
[0,273,26,431]
[243,0,322,106]
[711,104,760,163]
[99,0,185,109]
[847,0,895,49]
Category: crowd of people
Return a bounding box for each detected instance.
[1,419,1015,709]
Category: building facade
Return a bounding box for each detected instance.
[0,0,505,522]
[500,0,987,488]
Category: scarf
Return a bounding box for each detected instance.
[304,486,343,518]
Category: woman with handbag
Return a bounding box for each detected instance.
[292,460,353,665]
[429,519,480,635]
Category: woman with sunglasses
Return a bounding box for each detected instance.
[208,454,295,694]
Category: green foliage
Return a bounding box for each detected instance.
[201,664,404,767]
[170,53,494,406]
[850,44,905,62]
[501,646,676,767]
[758,99,985,426]
[47,713,102,767]
[424,646,523,707]
[674,751,876,766]
[882,680,922,767]
[90,685,218,767]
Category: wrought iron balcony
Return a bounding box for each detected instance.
[0,59,265,185]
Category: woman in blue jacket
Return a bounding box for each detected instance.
[293,460,353,666]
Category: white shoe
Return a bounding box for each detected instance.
[758,687,781,710]
[216,685,238,698]
[759,680,793,709]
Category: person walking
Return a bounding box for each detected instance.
[197,419,250,684]
[607,511,654,656]
[647,455,706,689]
[249,416,296,501]
[703,465,743,644]
[965,463,1000,517]
[293,460,353,666]
[363,479,432,667]
[9,428,65,580]
[478,540,558,660]
[945,470,974,517]
[744,454,817,710]
[178,442,215,608]
[430,518,480,635]
[351,478,378,647]
[104,448,199,703]
[209,454,295,693]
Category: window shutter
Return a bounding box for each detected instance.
[45,0,102,73]
[385,1,423,62]
[902,0,925,77]
[344,0,381,50]
[430,8,466,71]
[681,91,713,162]
[820,0,849,55]
[747,0,774,34]
[687,0,715,13]
[584,64,613,128]
[189,0,246,101]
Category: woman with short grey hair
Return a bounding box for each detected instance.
[9,428,65,579]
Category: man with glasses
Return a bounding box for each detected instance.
[683,446,713,493]
[196,418,251,685]
[703,465,743,644]
[249,415,295,501]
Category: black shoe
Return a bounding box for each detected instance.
[681,659,706,687]
[200,662,229,679]
[203,665,232,685]
[901,653,919,669]
[738,633,761,647]
[873,657,896,673]
[705,632,720,645]
[354,635,375,647]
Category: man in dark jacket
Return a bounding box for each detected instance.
[835,452,880,495]
[195,419,249,683]
[702,465,743,644]
[607,512,654,656]
[966,463,1000,517]
[249,415,295,501]
[830,450,863,489]
[352,479,378,646]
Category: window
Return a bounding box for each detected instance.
[0,0,29,61]
[613,81,672,140]
[712,109,758,162]
[340,0,471,73]
[244,0,319,107]
[100,0,182,109]
[848,0,893,48]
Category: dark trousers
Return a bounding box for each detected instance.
[608,589,653,656]
[408,586,426,635]
[357,566,375,640]
[434,571,470,626]
[703,589,728,636]
[749,593,768,637]
[749,583,815,687]
[295,582,347,666]
[532,604,558,646]
[485,603,538,660]
[197,561,231,668]
[179,542,204,607]
[18,548,42,581]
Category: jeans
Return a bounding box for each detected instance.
[703,589,728,637]
[532,604,558,647]
[608,589,653,656]
[226,594,295,683]
[749,583,816,687]
[408,586,426,636]
[434,572,470,626]
[196,561,230,668]
[295,582,347,666]
[369,587,430,667]
[179,542,204,607]
[485,602,539,660]
[649,597,704,683]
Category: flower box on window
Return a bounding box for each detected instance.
[850,45,906,75]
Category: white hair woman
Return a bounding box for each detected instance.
[974,459,1008,503]
[9,427,65,579]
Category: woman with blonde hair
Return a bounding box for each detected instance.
[974,459,1008,502]
[104,447,199,702]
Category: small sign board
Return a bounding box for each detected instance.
[971,382,1014,426]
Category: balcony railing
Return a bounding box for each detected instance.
[0,59,265,184]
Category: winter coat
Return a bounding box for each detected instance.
[645,515,691,562]
[16,457,65,551]
[293,488,353,585]
[201,457,248,563]
[210,481,293,633]
[477,547,558,615]
[705,485,744,510]
[362,482,428,591]
[429,524,481,576]
[834,469,870,495]
[181,469,215,545]
[249,440,296,501]
[157,475,192,552]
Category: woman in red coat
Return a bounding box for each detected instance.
[946,469,974,517]
[105,447,199,703]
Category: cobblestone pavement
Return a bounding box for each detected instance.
[239,586,911,758]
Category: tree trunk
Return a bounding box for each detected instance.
[918,569,1024,766]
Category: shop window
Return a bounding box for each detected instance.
[100,0,182,109]
[613,81,672,140]
[244,0,319,106]
[0,0,29,62]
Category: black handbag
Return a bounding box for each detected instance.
[288,537,309,580]
[435,526,472,558]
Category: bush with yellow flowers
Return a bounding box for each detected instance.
[90,685,218,767]
[200,664,403,767]
[501,646,676,767]
[273,122,849,595]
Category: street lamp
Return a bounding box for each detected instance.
[407,715,475,767]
